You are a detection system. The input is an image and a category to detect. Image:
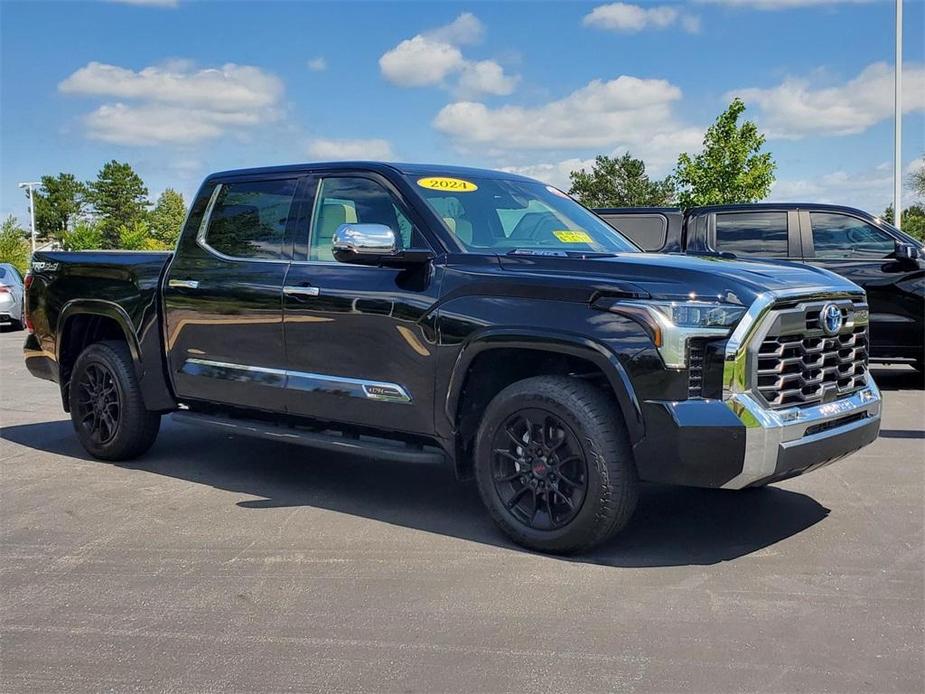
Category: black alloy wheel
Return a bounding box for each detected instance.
[75,362,122,446]
[474,375,638,554]
[69,341,161,460]
[490,408,588,530]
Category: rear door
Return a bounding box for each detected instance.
[163,174,305,412]
[798,209,921,358]
[281,171,442,435]
[708,210,802,260]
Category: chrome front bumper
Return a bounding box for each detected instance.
[721,382,882,488]
[720,287,882,489]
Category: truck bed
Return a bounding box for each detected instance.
[24,250,174,410]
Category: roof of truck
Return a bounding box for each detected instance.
[594,203,891,224]
[687,202,884,218]
[206,161,538,183]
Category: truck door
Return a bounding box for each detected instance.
[799,209,922,359]
[281,172,441,435]
[709,210,803,260]
[163,175,305,412]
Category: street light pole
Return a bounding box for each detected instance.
[893,0,903,229]
[17,181,41,255]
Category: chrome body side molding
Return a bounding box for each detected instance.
[180,358,412,403]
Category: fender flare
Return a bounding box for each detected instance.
[56,299,145,408]
[444,327,645,445]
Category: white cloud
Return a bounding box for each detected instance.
[770,158,925,213]
[729,62,925,139]
[500,159,596,190]
[307,57,327,72]
[379,35,465,87]
[702,0,873,9]
[770,167,891,213]
[106,0,179,7]
[442,74,705,189]
[58,60,284,145]
[433,75,697,154]
[378,13,517,96]
[426,12,484,45]
[583,3,700,33]
[458,60,518,97]
[307,138,395,161]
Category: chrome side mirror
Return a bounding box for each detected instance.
[332,223,398,264]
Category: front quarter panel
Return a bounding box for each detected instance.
[433,261,686,445]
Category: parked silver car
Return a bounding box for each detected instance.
[0,263,25,331]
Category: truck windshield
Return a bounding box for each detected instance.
[407,174,639,254]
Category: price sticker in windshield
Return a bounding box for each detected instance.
[417,177,478,193]
[553,230,593,243]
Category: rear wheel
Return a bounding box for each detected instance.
[69,341,161,460]
[474,376,637,554]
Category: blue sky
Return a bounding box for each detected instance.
[1,0,923,225]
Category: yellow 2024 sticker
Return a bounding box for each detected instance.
[417,176,478,193]
[553,230,593,243]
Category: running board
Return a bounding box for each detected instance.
[170,412,446,465]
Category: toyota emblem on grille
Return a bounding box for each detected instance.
[821,303,843,336]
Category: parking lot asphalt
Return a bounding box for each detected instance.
[1,328,923,693]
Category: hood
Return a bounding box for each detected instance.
[498,252,863,306]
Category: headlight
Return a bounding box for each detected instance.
[609,300,746,369]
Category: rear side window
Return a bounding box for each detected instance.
[810,212,895,258]
[202,179,298,260]
[715,212,789,258]
[599,215,667,251]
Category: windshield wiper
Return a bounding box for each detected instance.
[506,249,619,258]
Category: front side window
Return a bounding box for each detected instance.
[715,212,789,258]
[309,177,423,261]
[203,178,297,260]
[810,212,896,259]
[407,175,638,254]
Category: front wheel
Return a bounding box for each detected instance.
[69,341,161,460]
[474,376,638,554]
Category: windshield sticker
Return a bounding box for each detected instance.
[553,230,593,243]
[417,176,478,193]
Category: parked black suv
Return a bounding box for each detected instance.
[23,164,883,553]
[597,204,924,368]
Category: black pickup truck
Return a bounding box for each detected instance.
[596,204,924,369]
[24,163,882,553]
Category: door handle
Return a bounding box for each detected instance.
[168,279,199,289]
[283,285,320,297]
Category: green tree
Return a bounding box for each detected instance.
[61,220,105,251]
[883,204,925,242]
[568,153,676,208]
[674,98,776,208]
[33,173,87,242]
[86,160,149,248]
[116,219,169,250]
[0,215,30,274]
[148,188,187,247]
[909,157,925,199]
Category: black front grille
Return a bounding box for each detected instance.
[688,338,705,398]
[756,325,868,408]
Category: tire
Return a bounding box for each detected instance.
[473,376,638,554]
[68,340,161,460]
